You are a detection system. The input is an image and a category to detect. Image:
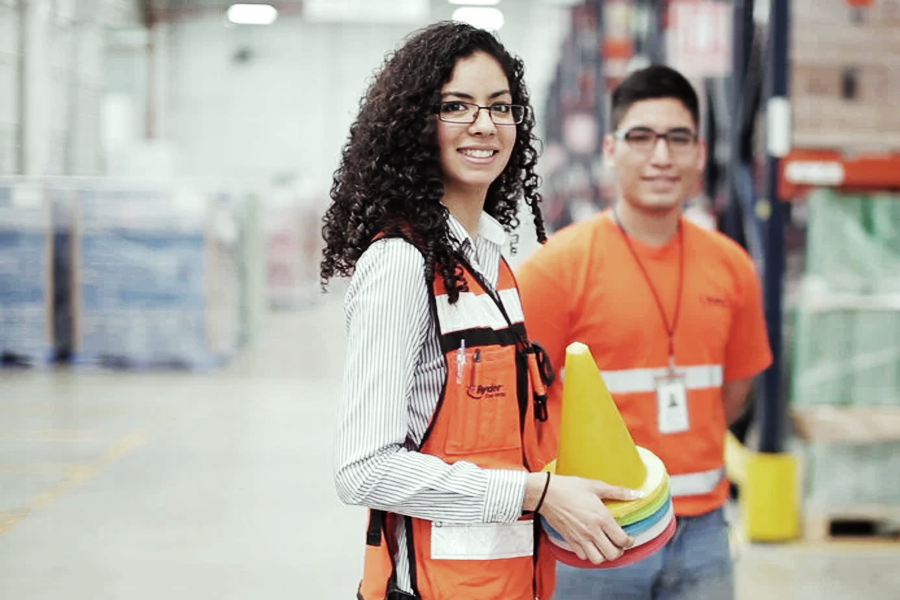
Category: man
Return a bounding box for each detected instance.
[515,65,772,600]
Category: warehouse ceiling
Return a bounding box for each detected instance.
[137,0,581,26]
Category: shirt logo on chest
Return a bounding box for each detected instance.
[701,295,728,308]
[467,383,507,400]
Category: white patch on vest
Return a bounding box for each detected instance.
[435,290,524,334]
[430,520,534,560]
[498,288,525,323]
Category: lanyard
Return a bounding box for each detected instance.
[454,251,550,422]
[455,251,514,329]
[613,212,685,371]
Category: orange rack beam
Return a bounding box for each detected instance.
[779,149,900,199]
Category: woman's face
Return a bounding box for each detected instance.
[436,51,517,202]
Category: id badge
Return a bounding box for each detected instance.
[656,372,690,434]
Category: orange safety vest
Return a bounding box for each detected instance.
[357,245,556,600]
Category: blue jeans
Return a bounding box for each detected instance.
[553,508,733,600]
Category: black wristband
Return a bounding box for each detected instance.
[534,472,551,513]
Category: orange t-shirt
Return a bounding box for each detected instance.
[514,210,772,516]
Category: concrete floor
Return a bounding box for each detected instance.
[1,294,899,600]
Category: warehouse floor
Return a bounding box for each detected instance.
[2,295,899,600]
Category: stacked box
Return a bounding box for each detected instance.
[263,188,325,309]
[68,180,240,368]
[802,440,900,508]
[804,189,900,294]
[791,189,900,407]
[791,303,900,408]
[792,0,900,150]
[47,180,77,360]
[791,188,900,512]
[0,179,55,364]
[791,307,853,407]
[235,190,265,346]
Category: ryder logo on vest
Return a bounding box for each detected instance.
[467,383,507,400]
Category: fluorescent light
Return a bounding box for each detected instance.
[304,0,429,24]
[448,0,501,5]
[226,4,278,25]
[452,7,504,30]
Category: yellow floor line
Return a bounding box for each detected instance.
[0,429,150,536]
[0,463,81,475]
[0,429,106,443]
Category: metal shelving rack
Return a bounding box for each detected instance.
[545,0,898,540]
[738,0,900,455]
[724,0,900,541]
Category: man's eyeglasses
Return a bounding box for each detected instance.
[615,127,699,153]
[436,101,526,126]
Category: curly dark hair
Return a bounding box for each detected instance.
[320,20,547,303]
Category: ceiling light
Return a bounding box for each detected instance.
[448,0,501,5]
[452,7,504,31]
[304,0,429,24]
[226,4,278,25]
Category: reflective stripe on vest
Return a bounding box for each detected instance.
[602,364,723,394]
[434,288,525,333]
[669,466,726,497]
[430,521,534,560]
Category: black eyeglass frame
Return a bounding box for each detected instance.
[434,101,527,126]
[613,127,700,151]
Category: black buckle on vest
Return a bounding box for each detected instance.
[524,342,553,422]
[366,510,386,546]
[534,394,549,423]
[532,341,555,387]
[386,583,421,600]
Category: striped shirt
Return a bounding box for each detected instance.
[333,212,529,593]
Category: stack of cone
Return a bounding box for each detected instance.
[540,342,676,569]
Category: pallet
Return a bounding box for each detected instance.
[803,504,900,543]
[0,350,57,369]
[69,352,227,372]
[792,406,900,443]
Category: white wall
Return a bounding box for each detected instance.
[157,2,571,194]
[161,16,416,190]
[0,0,18,174]
[0,0,140,176]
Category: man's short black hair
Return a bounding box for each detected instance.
[609,65,700,132]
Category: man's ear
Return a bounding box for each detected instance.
[696,137,708,172]
[602,134,617,169]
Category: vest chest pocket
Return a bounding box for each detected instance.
[444,345,523,457]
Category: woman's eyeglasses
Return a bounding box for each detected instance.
[435,101,526,125]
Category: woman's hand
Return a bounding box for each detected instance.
[525,472,642,565]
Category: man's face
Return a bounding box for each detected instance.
[603,98,706,215]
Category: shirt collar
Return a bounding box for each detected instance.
[447,211,508,250]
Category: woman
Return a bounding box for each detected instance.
[321,21,640,600]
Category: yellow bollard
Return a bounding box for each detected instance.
[742,450,801,542]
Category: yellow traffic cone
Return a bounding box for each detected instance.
[556,342,647,489]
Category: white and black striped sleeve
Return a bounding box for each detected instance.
[332,237,527,524]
